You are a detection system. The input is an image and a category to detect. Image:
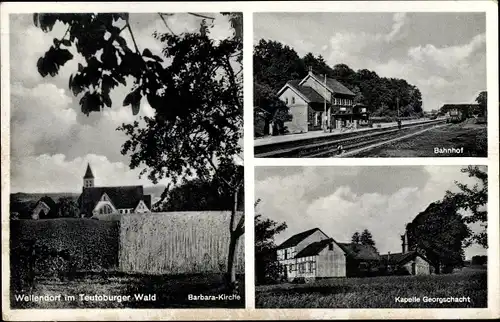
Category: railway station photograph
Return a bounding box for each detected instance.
[253,12,487,158]
[254,165,488,308]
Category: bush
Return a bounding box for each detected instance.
[10,219,120,274]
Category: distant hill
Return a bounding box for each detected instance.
[11,185,166,204]
[11,192,80,203]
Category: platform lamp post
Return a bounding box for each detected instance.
[323,74,329,133]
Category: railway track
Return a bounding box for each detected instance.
[254,120,447,158]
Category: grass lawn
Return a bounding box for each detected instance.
[355,122,487,157]
[11,271,245,309]
[255,267,486,308]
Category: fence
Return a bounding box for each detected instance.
[119,211,245,275]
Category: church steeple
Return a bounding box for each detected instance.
[83,163,94,188]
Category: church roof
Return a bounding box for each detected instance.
[78,186,151,216]
[84,164,94,179]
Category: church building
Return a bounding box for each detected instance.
[77,164,152,218]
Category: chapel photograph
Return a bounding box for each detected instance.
[254,165,488,308]
[253,12,487,158]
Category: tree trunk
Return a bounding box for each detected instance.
[226,233,238,285]
[225,184,243,289]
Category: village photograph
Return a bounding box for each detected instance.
[253,12,488,158]
[7,12,244,309]
[255,165,488,308]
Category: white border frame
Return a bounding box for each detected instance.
[2,1,499,320]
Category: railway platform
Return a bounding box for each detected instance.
[254,118,438,147]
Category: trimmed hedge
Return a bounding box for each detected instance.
[10,218,120,273]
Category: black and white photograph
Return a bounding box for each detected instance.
[7,12,244,309]
[255,166,488,308]
[253,13,488,158]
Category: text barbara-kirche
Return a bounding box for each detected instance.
[395,296,471,304]
[188,294,241,301]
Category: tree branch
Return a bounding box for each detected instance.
[188,13,215,20]
[158,13,176,35]
[126,22,140,54]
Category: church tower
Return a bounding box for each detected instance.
[83,163,94,188]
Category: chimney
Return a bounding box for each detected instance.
[401,234,407,254]
[308,66,313,75]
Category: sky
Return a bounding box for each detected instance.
[9,13,235,193]
[255,166,488,260]
[254,12,486,111]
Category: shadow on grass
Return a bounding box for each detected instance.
[263,284,352,296]
[123,272,245,308]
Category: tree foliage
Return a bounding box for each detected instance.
[475,91,487,117]
[351,231,361,244]
[56,197,80,218]
[34,12,244,285]
[444,166,488,248]
[255,198,287,285]
[405,199,471,273]
[154,166,244,212]
[360,229,376,248]
[253,39,423,118]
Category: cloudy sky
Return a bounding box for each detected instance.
[255,166,487,260]
[9,13,234,193]
[254,12,486,111]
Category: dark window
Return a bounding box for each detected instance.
[328,243,333,250]
[292,97,295,104]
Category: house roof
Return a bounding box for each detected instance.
[78,185,151,215]
[295,238,335,258]
[84,164,94,179]
[307,72,355,97]
[380,251,428,265]
[287,80,329,104]
[38,196,57,210]
[441,104,479,108]
[276,228,324,250]
[338,243,381,261]
[142,195,152,210]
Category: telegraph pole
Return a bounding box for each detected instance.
[396,97,400,118]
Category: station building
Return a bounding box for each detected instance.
[277,71,369,134]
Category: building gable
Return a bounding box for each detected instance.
[300,72,355,97]
[277,228,329,250]
[100,192,111,202]
[92,200,118,215]
[277,84,311,104]
[134,199,150,213]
